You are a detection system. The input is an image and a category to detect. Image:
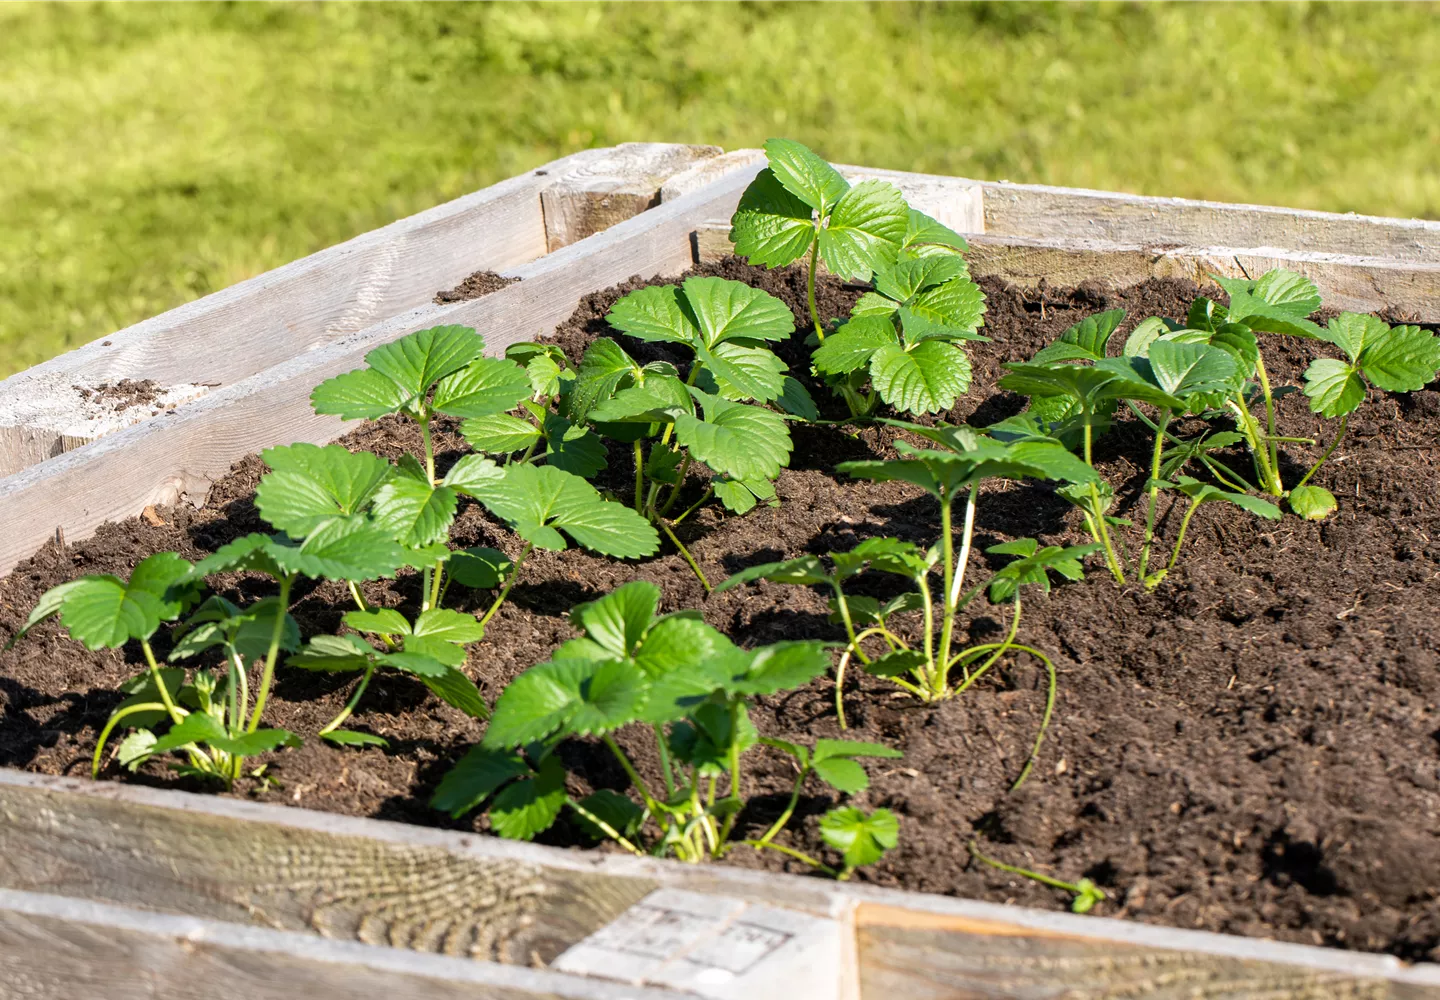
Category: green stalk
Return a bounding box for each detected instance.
[1293,413,1349,490]
[1137,408,1172,580]
[936,492,958,697]
[950,595,1021,697]
[656,454,693,517]
[1165,497,1205,573]
[670,486,713,526]
[141,640,184,726]
[317,662,376,736]
[565,799,644,856]
[603,735,664,821]
[916,572,936,697]
[654,724,676,797]
[418,412,436,485]
[968,840,1098,898]
[91,701,167,778]
[806,237,824,342]
[1005,643,1057,791]
[742,839,838,878]
[246,574,293,733]
[1254,351,1281,487]
[755,766,811,847]
[478,543,532,629]
[658,519,710,591]
[716,700,744,845]
[1082,418,1125,584]
[633,439,645,513]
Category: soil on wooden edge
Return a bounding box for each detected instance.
[434,269,518,304]
[2,261,1438,962]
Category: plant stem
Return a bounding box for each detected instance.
[968,840,1090,895]
[950,596,1022,697]
[1293,413,1349,490]
[948,485,978,607]
[830,585,871,730]
[716,700,744,845]
[806,238,824,342]
[656,454,693,517]
[478,543,532,629]
[565,799,644,856]
[633,439,645,513]
[1082,417,1126,584]
[141,640,184,726]
[670,486,713,526]
[91,701,167,778]
[916,572,936,697]
[428,561,445,611]
[742,839,839,877]
[247,574,293,733]
[658,519,710,591]
[654,724,676,797]
[936,495,959,695]
[603,735,663,818]
[1006,643,1058,791]
[1137,408,1172,580]
[756,766,810,847]
[1254,351,1281,488]
[317,662,375,735]
[1165,497,1204,573]
[419,413,436,485]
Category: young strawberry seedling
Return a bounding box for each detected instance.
[968,840,1106,914]
[813,254,988,417]
[306,323,658,622]
[432,581,899,877]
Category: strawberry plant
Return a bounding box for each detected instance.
[999,309,1281,586]
[813,254,988,417]
[432,582,900,877]
[718,425,1096,785]
[10,553,304,786]
[306,323,658,620]
[968,840,1106,914]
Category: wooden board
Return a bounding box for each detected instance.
[0,890,690,1000]
[979,179,1440,263]
[0,163,763,577]
[690,223,1440,323]
[0,143,721,478]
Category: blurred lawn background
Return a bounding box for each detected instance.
[3,1,1438,377]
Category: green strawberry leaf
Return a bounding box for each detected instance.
[1289,484,1338,521]
[1174,476,1282,520]
[1302,358,1365,418]
[371,474,458,548]
[714,555,831,593]
[570,580,661,658]
[711,475,777,515]
[820,806,899,869]
[680,275,795,347]
[320,730,390,749]
[490,754,568,841]
[699,341,788,403]
[813,757,870,794]
[813,315,900,375]
[254,444,394,538]
[442,454,505,495]
[431,746,531,818]
[762,137,849,213]
[57,552,194,649]
[869,340,972,415]
[448,546,512,589]
[287,634,375,672]
[1034,309,1126,363]
[573,789,645,841]
[543,414,609,478]
[776,376,820,421]
[344,608,411,636]
[899,277,988,343]
[673,389,792,483]
[460,413,543,454]
[1358,322,1440,392]
[813,738,906,761]
[731,640,831,696]
[484,656,645,748]
[817,179,908,281]
[312,326,484,419]
[431,357,532,418]
[729,167,817,270]
[413,607,487,644]
[468,464,659,558]
[568,338,643,423]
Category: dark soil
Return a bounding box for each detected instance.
[434,269,518,304]
[74,378,160,411]
[3,262,1439,962]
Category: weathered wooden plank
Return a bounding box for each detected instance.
[0,144,720,479]
[689,223,1440,323]
[0,163,764,576]
[980,179,1440,262]
[0,890,690,1000]
[541,142,721,251]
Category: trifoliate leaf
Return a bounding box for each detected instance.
[820,807,899,869]
[57,552,194,649]
[851,291,900,318]
[633,616,730,679]
[543,413,608,478]
[605,285,697,345]
[817,179,908,281]
[508,341,571,397]
[875,255,966,301]
[320,730,389,748]
[8,579,86,649]
[900,277,988,344]
[834,537,930,578]
[699,341,788,403]
[344,608,410,636]
[1252,269,1323,317]
[448,546,512,589]
[460,413,543,454]
[1321,312,1381,363]
[255,444,394,537]
[1144,339,1240,399]
[1289,484,1338,521]
[1358,323,1440,392]
[998,362,1119,407]
[732,640,831,696]
[1121,317,1169,359]
[1035,309,1126,363]
[813,315,899,375]
[680,276,795,346]
[1302,358,1365,418]
[570,580,660,658]
[489,755,568,841]
[483,656,644,748]
[644,444,684,485]
[431,357,532,419]
[763,137,849,213]
[1209,323,1261,376]
[987,541,1102,602]
[371,476,457,548]
[573,789,645,842]
[712,476,777,514]
[673,390,792,482]
[777,376,820,421]
[285,517,417,581]
[586,385,683,424]
[469,464,659,558]
[869,341,972,415]
[669,702,759,775]
[431,746,531,818]
[1217,272,1325,337]
[569,338,643,424]
[729,168,816,269]
[413,607,487,644]
[861,648,927,678]
[368,325,486,399]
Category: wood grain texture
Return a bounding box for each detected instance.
[541,142,722,251]
[0,890,691,1000]
[980,180,1440,262]
[855,920,1440,999]
[0,163,763,576]
[0,144,715,479]
[0,778,654,965]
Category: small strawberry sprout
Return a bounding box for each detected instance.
[967,840,1106,914]
[433,582,900,878]
[718,426,1096,787]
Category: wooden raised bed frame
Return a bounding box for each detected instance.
[1,144,1438,998]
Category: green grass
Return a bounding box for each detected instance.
[3,1,1438,377]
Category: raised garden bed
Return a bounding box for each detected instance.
[2,142,1438,998]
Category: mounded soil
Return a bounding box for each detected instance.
[2,260,1438,961]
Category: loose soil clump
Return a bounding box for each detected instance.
[433,269,518,304]
[2,262,1438,961]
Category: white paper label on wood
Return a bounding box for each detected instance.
[552,889,844,1000]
